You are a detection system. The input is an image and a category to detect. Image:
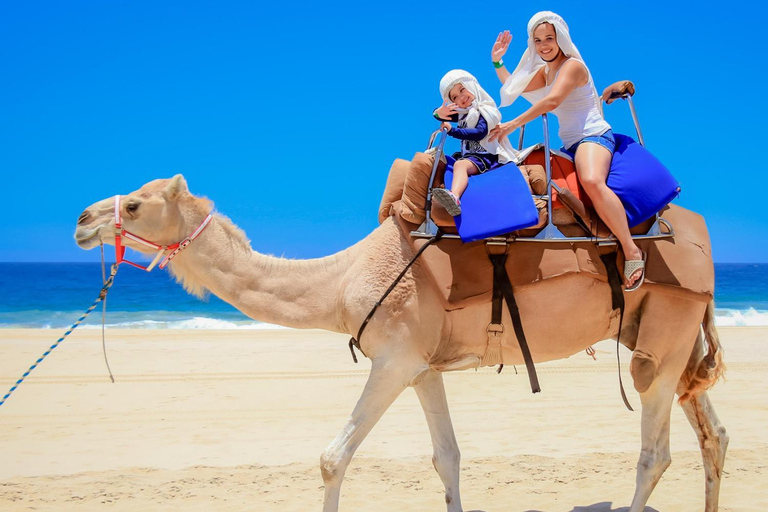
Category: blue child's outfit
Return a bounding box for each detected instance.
[435,111,499,173]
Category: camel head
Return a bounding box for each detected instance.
[74,174,211,254]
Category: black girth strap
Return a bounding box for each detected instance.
[599,251,634,412]
[488,252,541,393]
[348,229,444,363]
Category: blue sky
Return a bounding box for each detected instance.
[1,0,765,263]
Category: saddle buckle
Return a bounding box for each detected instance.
[486,323,504,337]
[481,323,505,368]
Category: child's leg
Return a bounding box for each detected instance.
[431,158,482,217]
[450,159,481,198]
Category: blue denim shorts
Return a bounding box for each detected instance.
[562,130,615,159]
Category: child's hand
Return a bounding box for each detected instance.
[492,30,512,63]
[440,122,452,132]
[436,102,458,119]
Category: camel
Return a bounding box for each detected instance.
[74,174,727,512]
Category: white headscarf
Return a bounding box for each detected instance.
[440,69,519,164]
[499,11,601,113]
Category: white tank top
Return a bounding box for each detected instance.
[544,60,611,149]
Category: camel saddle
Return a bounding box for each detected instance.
[378,153,713,310]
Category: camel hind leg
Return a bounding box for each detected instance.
[679,391,728,512]
[320,354,427,512]
[628,294,707,511]
[677,304,728,512]
[413,369,462,512]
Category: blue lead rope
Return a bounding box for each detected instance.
[0,264,119,409]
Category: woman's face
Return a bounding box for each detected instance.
[448,83,475,109]
[533,23,560,62]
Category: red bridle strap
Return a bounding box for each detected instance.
[113,195,213,272]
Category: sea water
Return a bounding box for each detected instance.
[0,263,766,329]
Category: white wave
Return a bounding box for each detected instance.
[78,317,290,330]
[714,308,768,327]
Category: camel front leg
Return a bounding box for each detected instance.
[680,391,728,512]
[413,369,462,512]
[629,295,706,511]
[629,375,676,512]
[320,355,426,512]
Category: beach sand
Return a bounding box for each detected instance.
[0,326,765,511]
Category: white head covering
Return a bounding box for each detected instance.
[499,11,600,113]
[440,69,518,164]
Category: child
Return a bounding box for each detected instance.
[431,69,517,216]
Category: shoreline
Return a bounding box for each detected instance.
[2,305,768,330]
[1,327,766,510]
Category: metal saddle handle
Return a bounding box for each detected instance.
[602,80,635,105]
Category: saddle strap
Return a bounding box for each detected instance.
[599,251,634,412]
[488,252,541,393]
[348,229,444,363]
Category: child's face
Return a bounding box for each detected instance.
[448,83,474,109]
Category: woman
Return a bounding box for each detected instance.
[488,11,645,291]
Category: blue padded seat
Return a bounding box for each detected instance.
[442,156,539,243]
[607,134,681,227]
[439,135,679,242]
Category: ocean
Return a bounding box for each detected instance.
[0,262,766,329]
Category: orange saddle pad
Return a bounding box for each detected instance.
[522,148,593,210]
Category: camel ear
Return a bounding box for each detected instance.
[164,174,188,200]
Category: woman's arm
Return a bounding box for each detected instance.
[489,60,587,142]
[492,31,512,84]
[492,32,547,90]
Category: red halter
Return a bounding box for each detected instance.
[113,195,213,271]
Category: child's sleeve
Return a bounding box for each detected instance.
[445,115,488,141]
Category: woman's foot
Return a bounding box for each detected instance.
[624,250,647,292]
[431,188,462,216]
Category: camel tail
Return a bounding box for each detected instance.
[678,300,726,404]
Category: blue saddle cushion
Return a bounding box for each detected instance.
[608,134,681,227]
[443,156,539,243]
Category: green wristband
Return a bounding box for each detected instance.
[493,59,504,69]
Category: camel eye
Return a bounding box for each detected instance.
[126,202,140,214]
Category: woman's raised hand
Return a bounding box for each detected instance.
[491,30,512,63]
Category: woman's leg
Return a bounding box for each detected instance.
[450,159,481,199]
[574,143,644,286]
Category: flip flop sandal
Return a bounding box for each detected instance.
[624,250,647,292]
[431,188,462,216]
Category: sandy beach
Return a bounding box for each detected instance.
[0,326,765,511]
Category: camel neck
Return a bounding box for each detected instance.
[169,216,350,333]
